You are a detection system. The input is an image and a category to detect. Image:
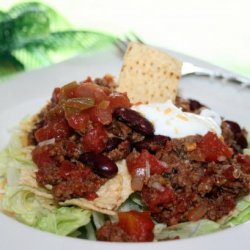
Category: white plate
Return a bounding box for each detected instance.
[0,46,250,250]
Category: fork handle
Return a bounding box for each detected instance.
[185,70,250,88]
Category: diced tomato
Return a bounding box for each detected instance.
[118,211,154,242]
[51,87,61,104]
[85,192,98,201]
[223,196,235,211]
[66,112,90,132]
[46,105,65,121]
[109,92,131,111]
[34,119,72,142]
[145,187,176,212]
[32,145,54,167]
[127,150,168,191]
[76,82,109,103]
[237,154,250,174]
[197,132,233,162]
[60,82,79,100]
[82,123,108,153]
[89,106,112,125]
[58,160,91,179]
[58,160,77,178]
[127,150,168,175]
[222,165,238,181]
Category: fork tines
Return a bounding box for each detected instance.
[115,32,144,55]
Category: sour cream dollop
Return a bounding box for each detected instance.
[132,100,221,138]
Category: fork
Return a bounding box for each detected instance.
[115,33,250,88]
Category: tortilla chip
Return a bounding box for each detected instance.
[0,179,6,202]
[62,160,133,215]
[117,42,182,104]
[20,160,133,215]
[19,168,53,200]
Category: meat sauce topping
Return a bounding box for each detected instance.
[30,76,250,242]
[31,76,133,201]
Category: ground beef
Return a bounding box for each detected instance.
[106,120,144,143]
[33,141,108,201]
[94,74,117,91]
[96,221,132,242]
[141,136,250,225]
[104,140,131,161]
[52,170,107,201]
[156,135,204,163]
[30,77,140,203]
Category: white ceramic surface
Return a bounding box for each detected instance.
[0,46,250,250]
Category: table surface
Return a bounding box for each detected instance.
[1,0,250,77]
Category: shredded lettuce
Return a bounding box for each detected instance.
[37,207,91,236]
[1,181,91,236]
[0,132,35,185]
[85,221,97,240]
[223,195,250,226]
[118,193,143,212]
[1,129,250,241]
[154,220,220,240]
[1,186,53,226]
[92,211,107,229]
[0,132,91,237]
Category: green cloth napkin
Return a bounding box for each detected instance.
[0,2,116,77]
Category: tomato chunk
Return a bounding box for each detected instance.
[76,82,109,103]
[66,112,90,132]
[118,211,154,242]
[237,154,250,174]
[90,106,112,125]
[60,82,79,100]
[127,150,168,191]
[143,187,176,212]
[51,87,61,104]
[35,119,72,142]
[82,123,108,153]
[32,145,54,168]
[127,150,168,175]
[109,92,131,111]
[58,160,91,179]
[46,105,65,121]
[198,132,233,161]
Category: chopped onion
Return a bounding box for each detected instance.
[131,168,145,191]
[233,168,241,179]
[145,160,151,179]
[38,138,55,147]
[217,155,226,162]
[45,184,53,190]
[151,182,165,192]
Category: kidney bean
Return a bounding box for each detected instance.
[79,152,118,178]
[235,133,248,149]
[105,137,123,152]
[134,135,170,152]
[113,108,154,136]
[34,119,46,130]
[225,120,242,134]
[189,99,204,111]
